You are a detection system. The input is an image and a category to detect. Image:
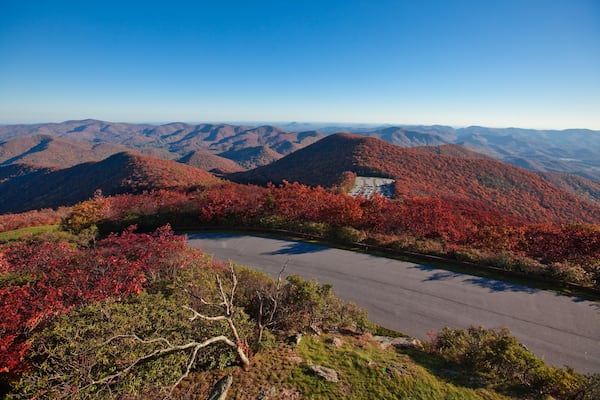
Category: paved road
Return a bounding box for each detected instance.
[348,176,395,199]
[187,233,600,373]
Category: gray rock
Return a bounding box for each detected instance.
[309,324,322,335]
[206,375,233,400]
[388,365,409,376]
[329,337,344,347]
[310,365,339,382]
[372,335,423,350]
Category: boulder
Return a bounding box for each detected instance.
[372,335,423,350]
[310,365,339,382]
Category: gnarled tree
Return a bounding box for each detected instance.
[10,264,253,399]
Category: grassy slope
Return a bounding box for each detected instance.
[175,334,508,399]
[0,225,59,242]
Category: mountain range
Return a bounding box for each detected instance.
[0,120,323,169]
[1,119,599,223]
[1,120,598,181]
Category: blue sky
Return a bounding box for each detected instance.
[1,0,599,129]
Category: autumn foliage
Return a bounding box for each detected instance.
[230,133,600,224]
[1,180,599,397]
[0,209,68,233]
[54,178,600,290]
[0,226,189,379]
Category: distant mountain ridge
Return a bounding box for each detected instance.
[2,120,599,215]
[0,120,324,169]
[1,119,597,181]
[453,126,600,181]
[353,125,600,181]
[177,150,244,173]
[0,134,145,168]
[218,145,282,169]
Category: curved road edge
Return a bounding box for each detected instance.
[187,232,600,373]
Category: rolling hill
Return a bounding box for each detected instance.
[0,120,324,161]
[284,123,600,182]
[229,133,600,224]
[0,152,216,213]
[412,145,600,206]
[0,163,55,184]
[0,135,137,168]
[2,120,598,182]
[360,126,450,147]
[200,125,323,154]
[178,150,244,173]
[537,171,600,206]
[218,145,283,169]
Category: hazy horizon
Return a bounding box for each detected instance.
[2,118,600,132]
[1,1,599,130]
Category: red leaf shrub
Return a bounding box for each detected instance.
[0,225,190,378]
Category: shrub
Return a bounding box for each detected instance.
[61,196,107,233]
[546,261,591,285]
[432,326,592,398]
[10,291,255,399]
[0,226,190,382]
[327,226,367,243]
[275,275,371,333]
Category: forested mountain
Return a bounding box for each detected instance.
[0,119,323,161]
[537,171,600,206]
[0,135,137,168]
[229,133,600,224]
[1,120,598,182]
[0,163,56,184]
[177,150,244,173]
[411,143,493,160]
[0,152,215,213]
[218,145,283,169]
[356,126,451,147]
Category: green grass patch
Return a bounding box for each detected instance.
[288,334,508,400]
[0,225,59,242]
[175,334,509,399]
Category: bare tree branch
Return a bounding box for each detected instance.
[98,333,176,349]
[167,343,201,398]
[84,335,237,393]
[85,266,251,398]
[256,261,287,345]
[184,305,228,322]
[228,262,238,306]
